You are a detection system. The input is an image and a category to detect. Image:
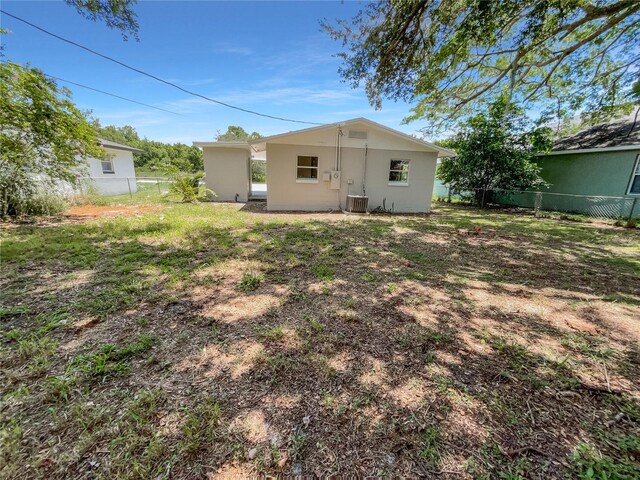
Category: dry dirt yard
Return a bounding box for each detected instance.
[1,201,639,479]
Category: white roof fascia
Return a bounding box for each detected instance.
[249,118,456,157]
[192,141,251,149]
[544,145,640,156]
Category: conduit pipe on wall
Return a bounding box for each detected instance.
[362,143,368,196]
[338,126,344,209]
[335,127,340,171]
[337,125,343,170]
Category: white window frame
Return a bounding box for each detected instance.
[296,155,319,183]
[388,159,410,186]
[626,154,640,195]
[101,158,115,174]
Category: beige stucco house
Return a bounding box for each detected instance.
[194,118,454,213]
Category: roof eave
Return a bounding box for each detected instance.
[192,141,251,149]
[543,144,640,156]
[102,144,145,154]
[248,117,456,156]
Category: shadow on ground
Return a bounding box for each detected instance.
[1,204,639,478]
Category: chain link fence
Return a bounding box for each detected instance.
[75,176,172,199]
[434,185,640,220]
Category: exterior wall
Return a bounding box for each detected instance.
[496,149,640,218]
[202,147,250,202]
[354,148,437,213]
[81,147,137,196]
[266,142,437,212]
[266,143,339,210]
[537,150,639,197]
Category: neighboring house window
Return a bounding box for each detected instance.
[101,158,115,174]
[628,154,640,195]
[297,155,318,181]
[389,159,410,185]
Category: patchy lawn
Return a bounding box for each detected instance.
[1,201,639,479]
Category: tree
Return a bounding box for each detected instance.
[215,126,264,181]
[0,1,140,217]
[216,126,261,141]
[323,0,640,132]
[437,96,552,207]
[627,78,640,137]
[64,0,139,40]
[95,123,204,173]
[0,62,105,217]
[94,123,140,145]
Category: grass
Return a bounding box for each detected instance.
[179,397,222,457]
[69,334,156,377]
[571,443,640,479]
[238,271,262,292]
[0,200,639,478]
[419,425,441,468]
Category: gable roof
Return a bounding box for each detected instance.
[99,138,145,154]
[548,109,640,155]
[249,118,456,157]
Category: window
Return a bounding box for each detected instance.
[101,158,114,174]
[628,154,640,195]
[297,155,318,182]
[389,159,409,185]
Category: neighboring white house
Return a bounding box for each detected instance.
[194,118,454,213]
[78,139,143,196]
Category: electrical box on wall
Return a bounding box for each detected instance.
[330,170,341,190]
[322,172,331,182]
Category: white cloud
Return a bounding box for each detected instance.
[160,85,360,117]
[213,43,253,56]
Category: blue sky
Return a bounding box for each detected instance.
[2,1,423,144]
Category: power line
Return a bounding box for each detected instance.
[1,10,324,126]
[45,73,184,116]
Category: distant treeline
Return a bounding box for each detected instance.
[95,124,265,178]
[94,122,265,175]
[95,123,203,173]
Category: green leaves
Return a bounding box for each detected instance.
[166,168,211,202]
[64,0,139,40]
[96,124,204,173]
[324,0,640,131]
[216,125,262,141]
[437,97,551,203]
[0,63,105,218]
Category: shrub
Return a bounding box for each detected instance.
[166,168,214,203]
[20,192,69,216]
[0,177,69,219]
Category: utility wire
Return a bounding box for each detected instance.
[46,73,184,116]
[1,10,324,126]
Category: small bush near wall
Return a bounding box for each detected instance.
[0,179,69,219]
[19,193,69,217]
